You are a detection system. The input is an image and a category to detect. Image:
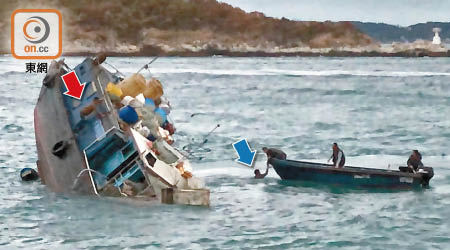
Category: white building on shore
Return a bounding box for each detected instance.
[432,28,441,45]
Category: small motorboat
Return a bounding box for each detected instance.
[271,159,434,189]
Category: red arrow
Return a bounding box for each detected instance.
[61,71,86,100]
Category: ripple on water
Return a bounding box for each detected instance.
[313,122,341,130]
[2,124,24,133]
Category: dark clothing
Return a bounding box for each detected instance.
[265,148,287,160]
[399,166,415,173]
[331,149,345,167]
[407,154,423,171]
[265,148,287,165]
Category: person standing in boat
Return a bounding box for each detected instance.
[328,143,345,168]
[407,150,424,172]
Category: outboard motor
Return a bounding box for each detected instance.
[420,167,434,186]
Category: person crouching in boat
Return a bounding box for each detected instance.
[328,143,345,168]
[257,147,287,179]
[262,147,287,165]
[407,150,424,173]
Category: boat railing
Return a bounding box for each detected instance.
[94,73,121,131]
[81,151,100,195]
[80,126,122,195]
[83,127,119,151]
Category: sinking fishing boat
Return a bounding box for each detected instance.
[271,159,434,189]
[34,55,209,205]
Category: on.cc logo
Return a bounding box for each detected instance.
[11,9,62,59]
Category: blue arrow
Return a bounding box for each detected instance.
[232,139,256,167]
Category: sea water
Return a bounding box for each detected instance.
[0,56,450,249]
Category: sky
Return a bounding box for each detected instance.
[219,0,450,26]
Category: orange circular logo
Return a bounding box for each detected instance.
[23,16,50,44]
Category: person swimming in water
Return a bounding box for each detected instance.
[254,167,269,179]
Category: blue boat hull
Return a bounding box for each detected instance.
[271,159,433,189]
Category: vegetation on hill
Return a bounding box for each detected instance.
[0,0,373,55]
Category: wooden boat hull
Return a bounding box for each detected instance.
[34,57,210,205]
[34,60,95,194]
[271,159,433,189]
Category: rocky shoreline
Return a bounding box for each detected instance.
[62,46,450,57]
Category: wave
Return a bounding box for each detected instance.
[0,71,25,76]
[149,68,450,77]
[267,69,450,77]
[150,68,271,76]
[2,124,24,133]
